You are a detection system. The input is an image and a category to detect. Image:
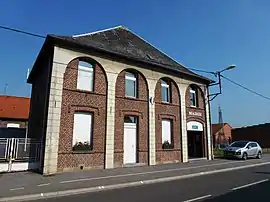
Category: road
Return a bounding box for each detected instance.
[35,164,270,202]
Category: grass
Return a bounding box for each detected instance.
[213,148,224,158]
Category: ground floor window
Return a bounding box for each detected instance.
[162,119,173,149]
[72,112,93,151]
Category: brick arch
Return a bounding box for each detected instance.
[186,119,207,158]
[114,68,149,167]
[57,57,108,172]
[186,83,207,159]
[154,77,182,164]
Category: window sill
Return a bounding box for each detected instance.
[190,105,197,108]
[125,96,137,100]
[72,150,94,154]
[157,148,181,152]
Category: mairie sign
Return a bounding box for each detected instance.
[188,111,202,117]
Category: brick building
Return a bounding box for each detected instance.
[0,95,30,129]
[212,123,232,148]
[232,123,270,149]
[27,26,213,175]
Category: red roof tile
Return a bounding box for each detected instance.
[212,123,228,135]
[0,96,30,120]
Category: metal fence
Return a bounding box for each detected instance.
[0,138,41,163]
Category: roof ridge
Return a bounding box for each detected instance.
[72,25,125,38]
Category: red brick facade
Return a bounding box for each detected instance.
[185,85,207,157]
[57,58,107,171]
[114,70,149,167]
[56,59,209,171]
[155,79,181,163]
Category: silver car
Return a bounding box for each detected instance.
[223,141,262,160]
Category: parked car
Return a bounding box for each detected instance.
[223,140,262,160]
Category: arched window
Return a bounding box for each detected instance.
[77,60,94,91]
[190,86,197,107]
[125,72,137,98]
[161,79,171,103]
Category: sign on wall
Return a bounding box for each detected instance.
[187,121,203,131]
[188,111,202,117]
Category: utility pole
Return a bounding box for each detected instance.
[208,65,236,101]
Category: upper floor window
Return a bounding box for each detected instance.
[190,86,197,107]
[77,61,94,91]
[125,72,137,98]
[161,80,171,103]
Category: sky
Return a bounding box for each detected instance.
[0,0,269,127]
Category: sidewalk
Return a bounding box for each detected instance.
[0,156,270,200]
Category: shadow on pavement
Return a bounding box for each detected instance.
[253,172,270,175]
[203,181,270,202]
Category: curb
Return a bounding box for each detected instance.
[1,161,270,201]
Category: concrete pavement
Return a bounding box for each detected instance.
[32,164,270,202]
[0,155,270,201]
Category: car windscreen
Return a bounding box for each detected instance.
[230,141,248,148]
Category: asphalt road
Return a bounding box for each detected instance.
[35,164,270,202]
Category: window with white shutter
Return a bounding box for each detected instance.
[77,61,94,91]
[73,112,93,151]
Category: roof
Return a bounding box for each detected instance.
[212,123,231,135]
[0,96,30,120]
[29,26,213,84]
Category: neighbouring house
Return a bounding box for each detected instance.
[212,123,232,148]
[0,95,30,129]
[232,123,270,149]
[27,26,213,175]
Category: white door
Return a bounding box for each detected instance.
[124,123,137,164]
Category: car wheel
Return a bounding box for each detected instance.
[242,152,248,160]
[257,152,262,159]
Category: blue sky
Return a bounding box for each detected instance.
[0,0,269,127]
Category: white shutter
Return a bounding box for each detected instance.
[77,65,93,91]
[162,119,171,143]
[73,112,92,146]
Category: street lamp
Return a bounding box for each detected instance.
[209,64,236,101]
[219,64,236,73]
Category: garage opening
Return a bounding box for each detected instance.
[187,121,204,159]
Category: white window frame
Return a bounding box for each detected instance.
[77,61,94,91]
[190,88,197,107]
[72,112,93,151]
[7,123,20,128]
[125,72,137,98]
[162,119,172,144]
[161,80,170,103]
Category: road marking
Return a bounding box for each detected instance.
[10,187,24,191]
[231,179,269,191]
[37,183,50,187]
[59,161,239,184]
[182,194,212,202]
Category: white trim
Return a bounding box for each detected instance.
[72,25,124,37]
[78,65,93,72]
[161,83,169,88]
[7,123,20,128]
[125,75,136,81]
[187,121,203,131]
